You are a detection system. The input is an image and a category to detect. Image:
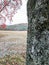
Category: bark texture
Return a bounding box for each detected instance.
[26,0,49,65]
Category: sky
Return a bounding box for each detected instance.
[6,0,28,25]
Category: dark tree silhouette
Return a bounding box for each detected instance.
[26,0,49,65]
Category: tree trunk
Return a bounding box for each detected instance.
[26,0,49,65]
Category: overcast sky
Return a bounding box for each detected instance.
[6,0,28,25]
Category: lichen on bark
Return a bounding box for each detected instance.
[26,0,49,65]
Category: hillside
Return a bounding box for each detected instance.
[0,23,28,31]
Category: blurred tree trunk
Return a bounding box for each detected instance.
[26,0,49,65]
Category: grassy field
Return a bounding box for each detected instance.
[0,31,27,65]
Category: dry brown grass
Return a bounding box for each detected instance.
[0,30,27,42]
[0,34,6,38]
[0,30,27,53]
[0,31,27,65]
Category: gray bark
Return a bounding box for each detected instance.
[26,0,49,65]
